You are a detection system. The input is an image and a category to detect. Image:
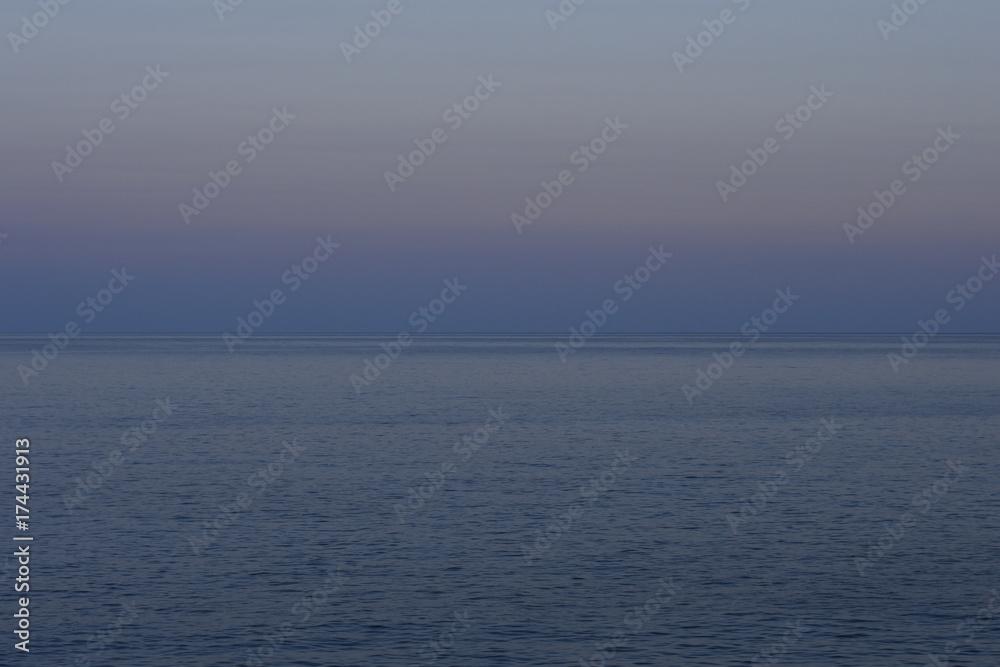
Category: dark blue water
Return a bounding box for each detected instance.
[1,335,998,666]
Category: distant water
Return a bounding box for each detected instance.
[1,335,998,666]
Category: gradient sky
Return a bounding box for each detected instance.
[1,0,998,333]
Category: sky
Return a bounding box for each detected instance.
[1,0,998,333]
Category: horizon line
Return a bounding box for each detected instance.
[2,332,999,337]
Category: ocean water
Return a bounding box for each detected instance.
[1,334,998,666]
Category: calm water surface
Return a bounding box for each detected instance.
[1,335,998,666]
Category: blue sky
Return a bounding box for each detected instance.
[1,0,998,333]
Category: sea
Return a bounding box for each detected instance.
[1,334,998,666]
